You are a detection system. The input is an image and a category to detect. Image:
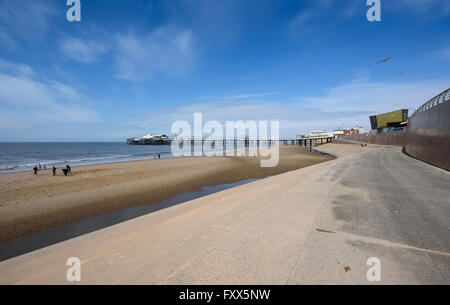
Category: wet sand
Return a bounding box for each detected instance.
[0,146,334,243]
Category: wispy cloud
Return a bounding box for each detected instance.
[114,25,194,81]
[0,0,57,50]
[288,0,363,38]
[0,59,97,131]
[430,46,450,62]
[0,73,96,120]
[289,0,450,38]
[0,58,34,76]
[227,92,282,100]
[299,76,450,117]
[126,99,369,137]
[289,3,326,38]
[126,76,449,136]
[59,24,195,81]
[200,92,282,101]
[387,0,450,18]
[60,37,110,63]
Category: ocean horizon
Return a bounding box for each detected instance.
[0,142,261,173]
[0,142,172,173]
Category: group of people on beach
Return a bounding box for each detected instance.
[31,153,163,176]
[33,164,72,177]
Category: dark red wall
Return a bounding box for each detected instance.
[405,89,450,171]
[340,88,450,171]
[338,132,407,146]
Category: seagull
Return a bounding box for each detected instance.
[395,72,404,75]
[377,57,393,64]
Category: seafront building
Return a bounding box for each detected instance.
[127,134,170,145]
[333,126,364,137]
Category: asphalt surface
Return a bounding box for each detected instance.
[290,145,450,284]
[0,144,449,284]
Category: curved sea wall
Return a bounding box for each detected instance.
[338,131,407,146]
[340,88,450,171]
[405,88,450,171]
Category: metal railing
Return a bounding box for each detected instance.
[406,87,450,171]
[412,88,450,117]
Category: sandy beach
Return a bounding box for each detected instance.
[0,146,334,243]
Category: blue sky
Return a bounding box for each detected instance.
[0,0,449,141]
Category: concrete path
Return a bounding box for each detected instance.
[0,144,449,284]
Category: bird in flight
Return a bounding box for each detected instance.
[377,57,393,64]
[395,72,404,75]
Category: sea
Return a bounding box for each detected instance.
[0,142,257,173]
[0,142,174,173]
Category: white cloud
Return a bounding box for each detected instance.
[0,25,18,50]
[300,77,450,113]
[289,5,325,38]
[288,0,363,38]
[48,81,83,101]
[60,37,110,63]
[228,92,282,100]
[341,1,361,18]
[431,46,450,62]
[0,0,57,50]
[126,77,449,136]
[0,61,97,127]
[199,92,282,101]
[61,25,195,81]
[388,0,450,17]
[127,100,367,137]
[0,110,27,131]
[289,0,450,37]
[114,26,194,81]
[0,58,34,76]
[290,9,320,29]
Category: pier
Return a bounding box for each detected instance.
[126,137,335,147]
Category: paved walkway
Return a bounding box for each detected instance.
[0,144,449,284]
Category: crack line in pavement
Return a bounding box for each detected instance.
[284,150,362,284]
[336,231,450,257]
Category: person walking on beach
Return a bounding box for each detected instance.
[158,154,161,159]
[33,166,39,175]
[66,165,72,175]
[53,167,57,176]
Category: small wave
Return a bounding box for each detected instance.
[0,160,66,171]
[0,152,173,172]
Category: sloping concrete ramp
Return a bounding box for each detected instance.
[0,144,449,284]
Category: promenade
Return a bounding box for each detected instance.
[1,143,449,284]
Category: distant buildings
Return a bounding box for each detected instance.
[127,134,170,145]
[333,126,364,137]
[297,131,335,139]
[141,134,169,141]
[370,110,408,130]
[306,131,335,139]
[369,109,409,135]
[295,127,364,139]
